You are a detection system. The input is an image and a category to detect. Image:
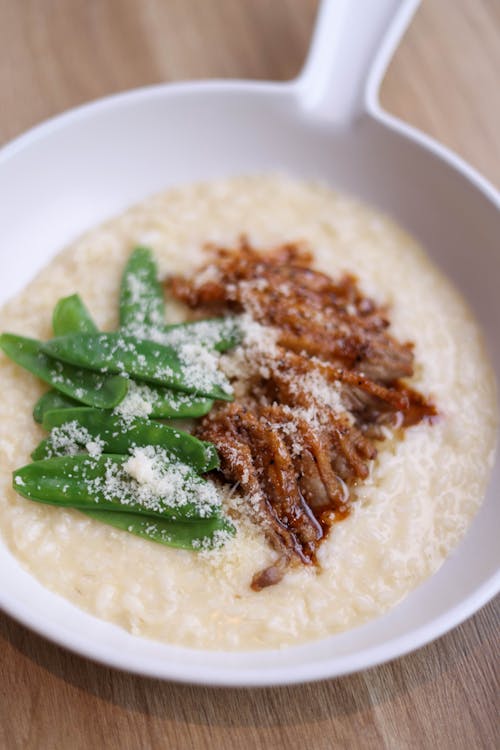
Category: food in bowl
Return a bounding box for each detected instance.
[0,175,496,650]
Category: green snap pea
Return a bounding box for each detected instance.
[37,407,219,472]
[81,509,235,551]
[120,247,165,332]
[31,437,78,461]
[161,316,242,353]
[52,294,98,336]
[143,386,214,418]
[0,334,128,409]
[38,383,214,421]
[33,390,80,423]
[41,333,233,401]
[13,454,222,521]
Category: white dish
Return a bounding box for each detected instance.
[0,0,498,686]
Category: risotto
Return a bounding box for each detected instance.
[0,175,496,650]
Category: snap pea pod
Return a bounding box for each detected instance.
[161,316,242,353]
[0,334,128,408]
[36,383,213,421]
[13,454,222,521]
[81,509,234,551]
[120,246,165,332]
[36,407,219,472]
[41,333,233,401]
[52,294,98,336]
[33,390,80,423]
[143,386,214,418]
[31,437,77,461]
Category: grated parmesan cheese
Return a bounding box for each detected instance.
[121,446,221,517]
[220,311,351,439]
[113,380,154,421]
[42,420,105,459]
[123,266,165,332]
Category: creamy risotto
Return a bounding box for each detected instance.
[0,175,496,650]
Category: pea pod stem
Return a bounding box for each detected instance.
[0,333,128,409]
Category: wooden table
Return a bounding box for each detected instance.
[0,1,498,747]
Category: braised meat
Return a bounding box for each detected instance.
[171,240,414,381]
[168,241,437,589]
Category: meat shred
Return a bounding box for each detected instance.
[168,240,437,590]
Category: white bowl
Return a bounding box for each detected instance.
[0,0,498,685]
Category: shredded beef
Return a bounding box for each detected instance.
[168,240,437,589]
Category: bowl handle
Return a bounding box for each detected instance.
[294,0,420,123]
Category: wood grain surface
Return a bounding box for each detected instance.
[0,1,498,748]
